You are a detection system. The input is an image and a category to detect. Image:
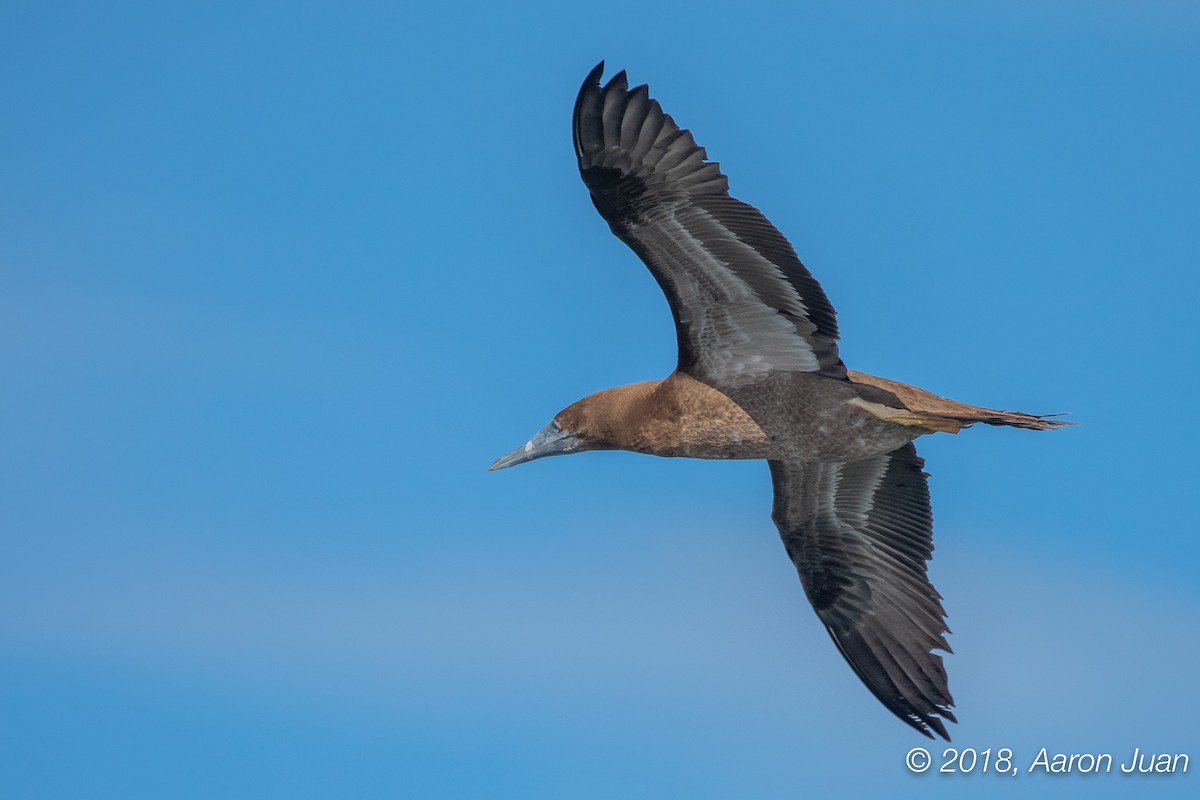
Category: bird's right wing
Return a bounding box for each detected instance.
[573,63,846,388]
[768,443,956,739]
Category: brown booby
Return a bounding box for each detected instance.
[491,62,1067,740]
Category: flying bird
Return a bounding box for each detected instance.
[491,62,1067,740]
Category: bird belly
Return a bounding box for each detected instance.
[724,372,924,463]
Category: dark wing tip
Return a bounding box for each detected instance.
[572,62,716,189]
[828,626,956,741]
[573,61,606,159]
[604,69,628,91]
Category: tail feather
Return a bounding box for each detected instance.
[847,370,1072,432]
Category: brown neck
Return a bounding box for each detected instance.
[555,373,768,458]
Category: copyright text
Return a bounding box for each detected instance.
[905,746,1190,776]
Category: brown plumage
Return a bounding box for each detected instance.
[491,62,1069,741]
[554,374,768,459]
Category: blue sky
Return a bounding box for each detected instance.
[2,1,1198,797]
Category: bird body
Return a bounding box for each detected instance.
[552,371,921,463]
[492,63,1067,741]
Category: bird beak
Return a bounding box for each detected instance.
[489,421,581,471]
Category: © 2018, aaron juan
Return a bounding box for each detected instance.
[492,62,1070,740]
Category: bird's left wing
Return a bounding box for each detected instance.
[768,443,956,739]
[573,63,846,388]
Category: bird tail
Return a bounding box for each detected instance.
[847,370,1073,432]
